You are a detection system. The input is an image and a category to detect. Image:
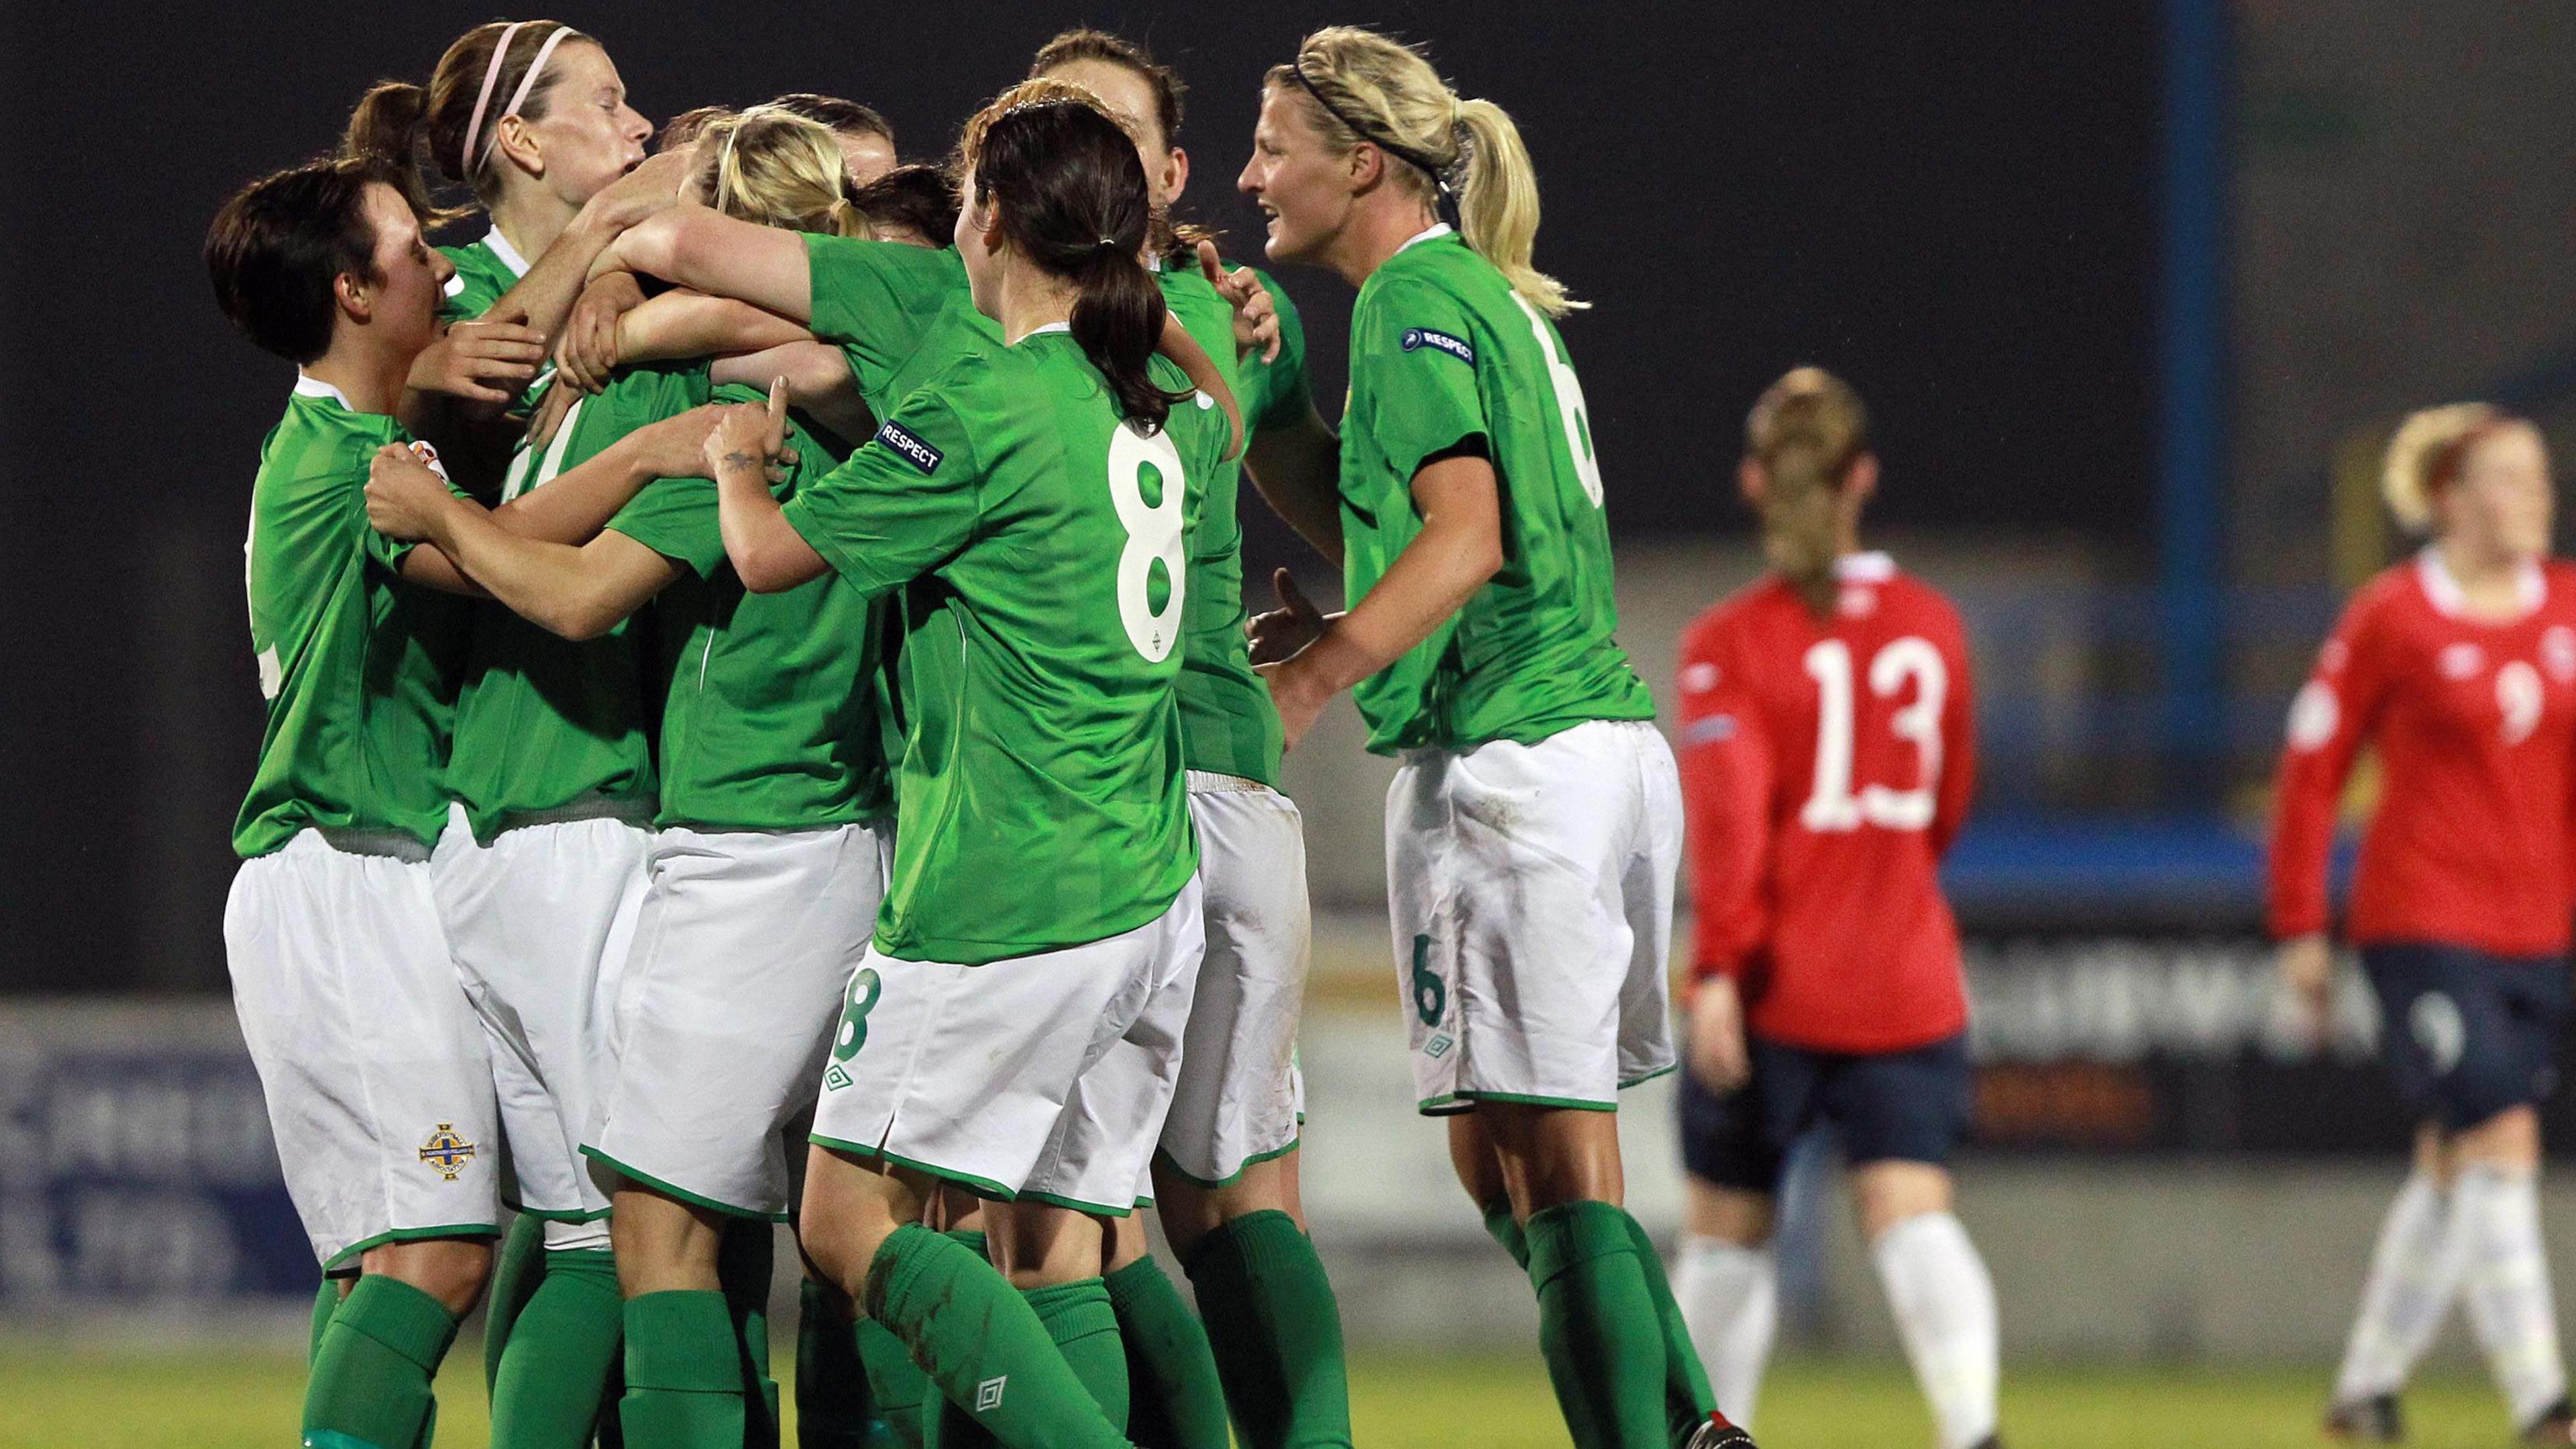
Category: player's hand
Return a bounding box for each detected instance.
[364,442,454,541]
[643,403,796,482]
[588,148,692,232]
[1687,975,1752,1093]
[702,376,794,482]
[407,313,545,405]
[1259,657,1331,751]
[1199,240,1281,364]
[1246,569,1333,665]
[556,274,646,395]
[2277,934,2336,1042]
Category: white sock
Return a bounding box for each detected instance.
[1674,1233,1776,1427]
[2332,1172,2465,1402]
[542,1216,612,1252]
[2456,1165,2569,1426]
[1872,1211,2000,1449]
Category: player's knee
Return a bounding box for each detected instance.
[609,1188,724,1295]
[1853,1159,1954,1242]
[362,1236,493,1316]
[1684,1179,1776,1246]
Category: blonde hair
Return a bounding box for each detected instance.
[696,105,864,237]
[1746,368,1869,615]
[2382,402,2513,535]
[1268,27,1576,317]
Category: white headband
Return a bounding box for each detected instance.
[460,23,575,178]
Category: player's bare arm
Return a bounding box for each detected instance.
[592,205,816,323]
[1243,406,1344,564]
[1262,453,1501,747]
[708,380,826,593]
[370,447,679,640]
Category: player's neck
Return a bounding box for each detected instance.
[488,187,576,266]
[2436,536,2534,619]
[995,261,1079,345]
[1328,199,1443,290]
[304,333,412,417]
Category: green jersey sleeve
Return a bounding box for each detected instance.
[804,235,968,411]
[1350,274,1488,480]
[606,476,724,577]
[780,386,982,600]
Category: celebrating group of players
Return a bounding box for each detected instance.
[207,17,1808,1449]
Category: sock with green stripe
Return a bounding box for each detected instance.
[1619,1212,1717,1442]
[863,1222,1130,1449]
[309,1277,345,1366]
[722,1220,782,1449]
[484,1214,548,1393]
[1482,1197,1532,1271]
[1103,1253,1229,1449]
[1025,1279,1128,1430]
[302,1275,461,1449]
[488,1247,622,1449]
[619,1290,747,1449]
[799,1277,894,1448]
[1183,1211,1355,1449]
[1524,1201,1672,1449]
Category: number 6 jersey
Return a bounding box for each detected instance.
[1675,553,1977,1053]
[2267,550,2576,957]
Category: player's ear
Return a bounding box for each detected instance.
[1165,146,1190,204]
[496,113,543,180]
[1348,140,1385,195]
[1736,457,1766,510]
[335,270,373,324]
[1847,453,1881,507]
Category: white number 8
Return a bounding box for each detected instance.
[1109,424,1188,661]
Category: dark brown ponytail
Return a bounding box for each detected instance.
[339,81,453,225]
[964,90,1189,432]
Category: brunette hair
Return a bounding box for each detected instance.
[208,155,408,364]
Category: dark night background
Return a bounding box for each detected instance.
[0,2,2155,993]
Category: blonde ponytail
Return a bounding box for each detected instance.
[696,105,864,238]
[1746,368,1869,616]
[1271,26,1578,316]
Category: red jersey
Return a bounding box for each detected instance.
[1676,553,1977,1053]
[2267,552,2576,956]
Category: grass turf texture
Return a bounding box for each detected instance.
[0,1344,2532,1448]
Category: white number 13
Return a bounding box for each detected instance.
[1801,637,1947,832]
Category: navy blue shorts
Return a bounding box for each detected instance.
[2360,943,2570,1130]
[1680,1032,1974,1193]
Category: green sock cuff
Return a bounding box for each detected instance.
[1022,1277,1114,1322]
[864,1222,956,1324]
[333,1276,460,1372]
[1104,1251,1183,1309]
[1481,1198,1533,1271]
[943,1227,990,1260]
[541,1245,619,1285]
[1523,1200,1637,1291]
[624,1289,745,1393]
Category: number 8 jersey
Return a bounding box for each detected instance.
[1675,553,1977,1053]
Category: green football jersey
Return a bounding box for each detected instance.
[443,363,704,838]
[803,234,973,416]
[1158,261,1281,786]
[235,377,472,857]
[780,329,1229,965]
[606,384,892,830]
[437,232,527,327]
[1339,227,1654,753]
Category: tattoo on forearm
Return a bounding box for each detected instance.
[721,449,758,473]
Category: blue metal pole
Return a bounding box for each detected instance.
[2157,0,2230,804]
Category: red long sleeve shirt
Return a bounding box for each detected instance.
[1675,554,1976,1053]
[2267,552,2576,956]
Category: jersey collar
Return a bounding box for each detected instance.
[292,372,354,410]
[2417,545,2544,621]
[483,227,533,278]
[1834,551,1896,582]
[1397,222,1456,254]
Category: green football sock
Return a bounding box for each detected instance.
[863,1222,1130,1449]
[1102,1254,1228,1449]
[484,1214,548,1393]
[488,1246,622,1449]
[1024,1279,1128,1430]
[943,1228,989,1260]
[1183,1211,1355,1449]
[309,1277,345,1366]
[1619,1211,1716,1442]
[620,1289,747,1449]
[1481,1197,1533,1271]
[303,1274,461,1449]
[1523,1201,1670,1449]
[722,1221,781,1449]
[800,1277,894,1448]
[857,1314,937,1449]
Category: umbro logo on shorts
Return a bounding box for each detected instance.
[876,420,944,475]
[1401,327,1474,364]
[975,1375,1008,1411]
[418,1123,476,1181]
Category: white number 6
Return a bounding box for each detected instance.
[1109,425,1188,661]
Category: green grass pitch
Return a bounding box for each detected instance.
[0,1344,2528,1448]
